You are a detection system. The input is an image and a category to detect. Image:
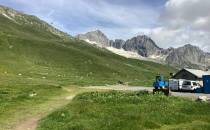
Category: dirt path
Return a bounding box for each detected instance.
[13,86,140,130]
[13,86,93,130]
[14,85,210,130]
[15,96,76,130]
[14,96,76,130]
[14,88,77,130]
[15,116,41,130]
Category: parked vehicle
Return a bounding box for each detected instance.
[169,79,184,91]
[169,79,201,91]
[181,80,200,91]
[153,75,170,96]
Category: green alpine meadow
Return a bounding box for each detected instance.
[38,91,210,130]
[0,3,210,130]
[0,6,175,129]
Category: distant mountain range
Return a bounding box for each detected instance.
[0,5,175,86]
[1,4,208,70]
[77,30,210,69]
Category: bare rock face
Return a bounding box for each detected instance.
[109,39,125,49]
[166,44,207,69]
[1,5,209,70]
[122,35,161,57]
[76,30,110,47]
[206,53,210,68]
[77,30,210,69]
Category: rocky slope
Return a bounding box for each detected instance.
[166,44,208,69]
[77,30,210,69]
[0,5,70,39]
[122,35,161,57]
[76,30,109,47]
[110,39,125,49]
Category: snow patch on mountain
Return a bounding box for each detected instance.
[85,39,99,45]
[2,13,12,20]
[149,54,168,61]
[106,47,144,59]
[84,39,105,48]
[77,30,210,69]
[84,38,147,60]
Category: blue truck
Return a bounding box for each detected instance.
[153,75,170,96]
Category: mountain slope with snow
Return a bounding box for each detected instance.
[0,5,175,87]
[77,30,210,69]
[76,30,110,47]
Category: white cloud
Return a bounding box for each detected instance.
[0,0,160,39]
[1,0,210,52]
[149,0,210,52]
[150,27,210,50]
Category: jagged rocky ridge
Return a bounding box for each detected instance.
[77,30,210,69]
[77,30,109,47]
[0,5,71,39]
[1,4,207,69]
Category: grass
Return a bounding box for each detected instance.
[0,14,175,87]
[0,9,175,129]
[38,91,210,130]
[0,84,66,129]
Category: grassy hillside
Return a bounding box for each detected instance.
[38,91,210,130]
[0,14,175,87]
[0,6,175,129]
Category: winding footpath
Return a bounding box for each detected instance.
[14,87,78,130]
[14,85,210,130]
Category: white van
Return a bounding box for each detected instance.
[181,80,200,91]
[169,79,200,91]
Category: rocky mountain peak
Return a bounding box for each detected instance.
[94,29,104,34]
[166,44,206,69]
[76,30,110,47]
[77,30,210,69]
[183,44,200,49]
[178,44,204,55]
[122,35,161,57]
[136,35,150,40]
[136,35,161,49]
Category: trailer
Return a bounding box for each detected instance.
[169,79,184,91]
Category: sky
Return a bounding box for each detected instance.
[0,0,210,52]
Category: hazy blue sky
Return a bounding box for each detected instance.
[0,0,210,51]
